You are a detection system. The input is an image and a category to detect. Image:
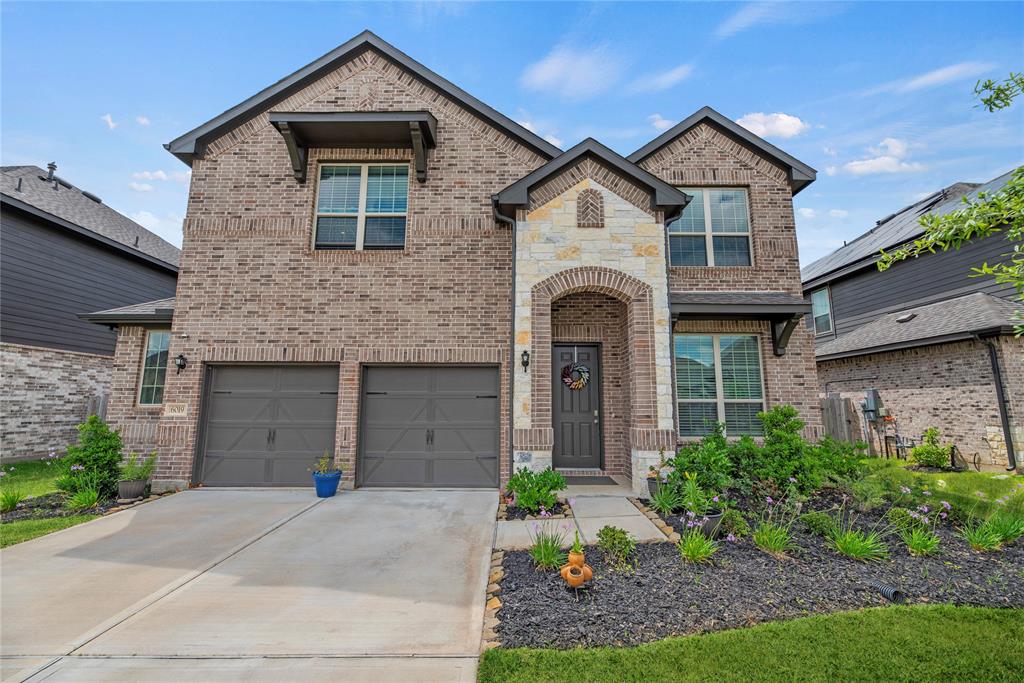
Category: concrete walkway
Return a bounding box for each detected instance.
[1,488,496,682]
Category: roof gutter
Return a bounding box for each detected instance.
[972,332,1018,472]
[493,196,517,485]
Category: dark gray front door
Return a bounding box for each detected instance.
[197,365,339,486]
[552,344,602,469]
[359,366,499,487]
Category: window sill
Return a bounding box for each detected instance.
[309,248,407,262]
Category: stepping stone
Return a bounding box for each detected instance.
[576,514,665,544]
[570,497,642,518]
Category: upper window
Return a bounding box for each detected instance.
[315,164,408,250]
[810,288,833,335]
[139,330,170,405]
[668,188,752,267]
[675,334,764,437]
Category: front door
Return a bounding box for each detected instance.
[552,344,602,469]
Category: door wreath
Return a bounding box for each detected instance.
[561,362,590,391]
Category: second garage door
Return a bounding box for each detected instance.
[359,366,499,487]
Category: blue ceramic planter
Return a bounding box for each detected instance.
[313,471,342,498]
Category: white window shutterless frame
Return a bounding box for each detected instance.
[674,334,766,437]
[313,163,408,250]
[668,188,753,267]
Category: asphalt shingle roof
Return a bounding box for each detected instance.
[801,169,1018,285]
[815,292,1020,360]
[80,297,176,323]
[1,165,180,267]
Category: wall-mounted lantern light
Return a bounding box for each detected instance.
[174,354,188,374]
[521,350,530,372]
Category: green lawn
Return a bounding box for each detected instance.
[479,606,1024,683]
[0,459,61,498]
[0,515,99,548]
[861,459,1024,516]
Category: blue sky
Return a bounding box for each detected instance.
[3,1,1022,267]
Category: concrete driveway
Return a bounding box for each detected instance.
[1,488,496,682]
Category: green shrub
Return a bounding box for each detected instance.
[960,519,1003,551]
[119,450,158,481]
[62,416,123,498]
[1,488,27,513]
[669,423,732,491]
[507,467,566,513]
[649,485,681,516]
[527,521,569,569]
[65,488,100,511]
[831,528,889,561]
[909,428,952,469]
[801,510,839,538]
[886,507,919,532]
[680,476,713,517]
[987,512,1024,543]
[677,529,719,563]
[753,521,796,555]
[720,508,750,538]
[901,526,941,556]
[596,525,637,571]
[850,476,888,512]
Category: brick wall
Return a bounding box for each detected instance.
[816,338,1023,469]
[104,327,163,458]
[0,342,111,460]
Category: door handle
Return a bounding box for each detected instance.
[271,428,277,445]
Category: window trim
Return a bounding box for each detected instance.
[668,187,754,267]
[675,333,766,437]
[810,287,833,335]
[313,162,409,251]
[137,329,171,407]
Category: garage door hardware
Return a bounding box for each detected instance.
[426,429,434,445]
[266,428,277,446]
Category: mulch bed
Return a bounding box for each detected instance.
[495,501,1024,649]
[1,493,117,523]
[504,502,571,521]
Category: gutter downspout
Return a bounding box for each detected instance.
[493,197,517,485]
[973,333,1018,471]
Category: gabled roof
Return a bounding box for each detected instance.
[79,297,175,325]
[493,138,692,220]
[165,30,562,165]
[1,165,180,269]
[815,292,1019,361]
[800,172,1017,288]
[627,106,817,195]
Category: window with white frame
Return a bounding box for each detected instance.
[139,330,170,405]
[810,288,832,335]
[668,188,752,266]
[675,334,765,437]
[314,164,409,250]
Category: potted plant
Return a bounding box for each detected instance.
[646,448,673,498]
[560,530,594,587]
[117,450,157,500]
[567,530,585,567]
[681,474,724,538]
[311,451,342,498]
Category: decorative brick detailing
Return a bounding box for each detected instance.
[576,189,605,228]
[528,158,654,216]
[0,343,112,460]
[630,428,677,451]
[513,428,554,450]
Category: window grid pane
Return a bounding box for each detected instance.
[140,331,170,405]
[675,336,716,399]
[814,315,832,335]
[680,402,719,437]
[316,216,357,248]
[365,166,409,213]
[317,166,361,214]
[811,290,831,333]
[363,216,406,249]
[668,189,705,233]
[669,235,708,266]
[712,236,751,266]
[725,403,763,436]
[709,189,749,233]
[719,335,763,400]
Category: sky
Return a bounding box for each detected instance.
[2,1,1022,269]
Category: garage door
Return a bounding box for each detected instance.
[196,365,339,486]
[359,366,499,487]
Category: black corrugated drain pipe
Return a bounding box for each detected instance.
[864,578,906,604]
[973,333,1018,472]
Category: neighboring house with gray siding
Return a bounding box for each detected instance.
[1,164,179,460]
[81,31,821,495]
[802,169,1022,471]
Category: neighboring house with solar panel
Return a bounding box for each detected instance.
[801,168,1022,471]
[1,163,179,460]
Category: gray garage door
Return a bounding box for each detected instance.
[359,366,499,487]
[196,365,339,486]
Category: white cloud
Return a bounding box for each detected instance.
[101,114,117,130]
[520,45,625,99]
[899,61,996,92]
[715,2,847,39]
[842,137,925,175]
[132,170,191,183]
[628,64,694,93]
[136,116,151,126]
[128,182,154,192]
[543,134,563,147]
[798,208,817,219]
[516,118,563,149]
[648,114,675,132]
[735,112,810,139]
[822,146,838,157]
[825,166,838,176]
[130,211,184,244]
[828,209,849,218]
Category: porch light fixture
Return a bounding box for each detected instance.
[174,353,188,374]
[521,350,530,372]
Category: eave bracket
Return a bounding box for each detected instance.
[771,314,802,357]
[277,122,308,183]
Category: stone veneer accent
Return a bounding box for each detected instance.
[1,343,111,460]
[512,177,675,494]
[817,337,1023,470]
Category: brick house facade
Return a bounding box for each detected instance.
[85,32,821,493]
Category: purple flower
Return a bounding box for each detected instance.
[922,516,930,524]
[909,511,920,519]
[975,491,986,498]
[0,471,6,477]
[939,512,947,520]
[996,497,1008,505]
[686,510,695,518]
[941,501,951,511]
[788,477,797,484]
[921,490,932,497]
[726,534,737,542]
[917,505,930,514]
[899,486,911,495]
[765,496,774,505]
[70,465,85,472]
[712,496,719,503]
